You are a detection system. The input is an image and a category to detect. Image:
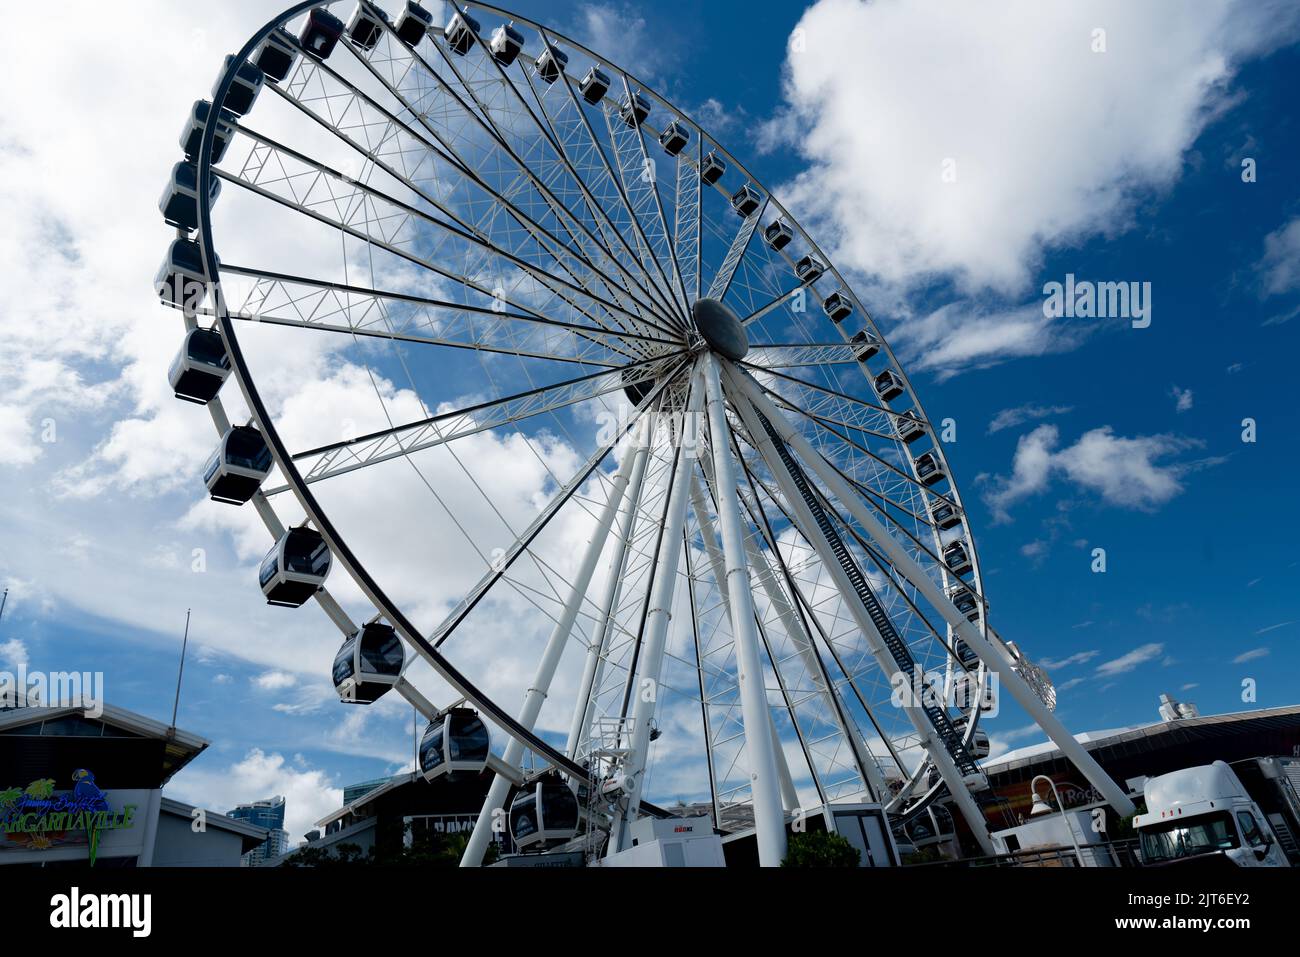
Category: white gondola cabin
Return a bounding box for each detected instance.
[731,184,760,217]
[155,239,207,309]
[419,707,490,780]
[259,527,332,607]
[659,120,688,155]
[347,2,390,51]
[535,45,568,83]
[619,91,649,127]
[509,772,579,851]
[254,28,299,84]
[874,369,905,402]
[444,9,481,55]
[894,412,926,444]
[914,450,946,486]
[180,100,236,165]
[204,425,272,505]
[930,499,961,530]
[159,162,222,234]
[300,7,346,60]
[333,623,404,704]
[943,540,973,577]
[169,328,231,404]
[764,218,793,250]
[490,23,524,65]
[948,584,981,622]
[212,56,264,117]
[795,255,824,284]
[822,291,852,323]
[851,331,879,363]
[700,150,726,185]
[394,1,434,47]
[581,67,610,105]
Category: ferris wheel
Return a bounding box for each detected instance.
[158,0,1133,866]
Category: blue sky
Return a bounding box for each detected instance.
[2,0,1298,839]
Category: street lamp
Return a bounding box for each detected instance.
[1029,774,1084,865]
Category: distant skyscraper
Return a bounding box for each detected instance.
[230,795,289,866]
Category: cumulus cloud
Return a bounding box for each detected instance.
[981,423,1217,520]
[1170,386,1194,413]
[166,748,343,846]
[1095,642,1164,677]
[768,0,1300,295]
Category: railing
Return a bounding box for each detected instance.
[906,838,1143,868]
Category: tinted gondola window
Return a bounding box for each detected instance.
[359,629,403,674]
[286,540,330,575]
[226,430,273,472]
[258,550,279,587]
[448,714,489,761]
[332,636,359,684]
[419,723,445,771]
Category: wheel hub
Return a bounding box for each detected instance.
[692,298,749,360]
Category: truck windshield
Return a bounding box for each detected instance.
[1140,811,1239,864]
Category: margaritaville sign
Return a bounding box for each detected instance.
[0,770,136,864]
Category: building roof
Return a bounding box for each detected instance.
[0,698,209,785]
[159,796,269,853]
[982,704,1300,776]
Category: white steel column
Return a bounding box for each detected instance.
[700,354,787,866]
[460,421,647,867]
[606,373,704,852]
[726,385,996,856]
[728,365,1138,818]
[565,413,655,760]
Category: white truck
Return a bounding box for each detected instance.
[1134,757,1300,868]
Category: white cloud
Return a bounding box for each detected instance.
[1039,650,1100,670]
[165,748,342,846]
[1170,385,1194,413]
[768,0,1299,295]
[1232,647,1269,663]
[981,423,1215,520]
[988,403,1074,435]
[1095,642,1164,677]
[0,638,28,668]
[1258,216,1300,296]
[252,670,297,692]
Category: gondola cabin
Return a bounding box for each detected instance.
[180,100,236,165]
[764,218,793,251]
[822,292,852,323]
[894,412,926,444]
[535,45,568,83]
[659,120,688,155]
[619,91,650,127]
[509,772,579,851]
[204,425,272,505]
[260,527,332,607]
[969,729,991,759]
[156,239,207,309]
[948,584,981,622]
[346,2,390,51]
[212,56,264,117]
[490,23,524,65]
[394,1,434,47]
[795,255,824,284]
[930,500,961,530]
[851,331,879,363]
[255,29,299,84]
[730,184,761,217]
[169,328,231,404]
[159,161,221,234]
[419,708,490,780]
[581,67,610,105]
[914,450,946,486]
[333,623,404,704]
[874,369,905,403]
[444,9,481,55]
[300,7,346,60]
[953,639,980,669]
[700,151,726,185]
[943,540,973,577]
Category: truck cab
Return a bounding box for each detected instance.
[1134,760,1291,867]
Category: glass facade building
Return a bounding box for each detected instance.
[230,795,289,866]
